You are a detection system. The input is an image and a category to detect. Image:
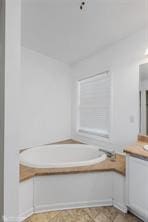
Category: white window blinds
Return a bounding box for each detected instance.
[78,71,110,138]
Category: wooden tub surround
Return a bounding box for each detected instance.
[20,139,125,182]
[20,140,127,221]
[20,154,125,182]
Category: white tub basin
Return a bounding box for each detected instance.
[20,144,106,168]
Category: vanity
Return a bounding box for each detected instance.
[125,139,148,221]
[124,62,148,221]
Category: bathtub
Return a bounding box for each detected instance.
[20,144,106,168]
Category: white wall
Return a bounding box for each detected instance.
[20,28,148,153]
[71,29,148,152]
[4,0,21,220]
[20,47,71,149]
[0,0,5,218]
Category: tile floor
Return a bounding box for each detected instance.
[25,207,142,222]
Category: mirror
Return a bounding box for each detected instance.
[139,63,148,135]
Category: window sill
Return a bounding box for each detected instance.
[78,129,110,140]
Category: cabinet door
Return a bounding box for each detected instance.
[126,156,148,221]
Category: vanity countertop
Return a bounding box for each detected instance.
[124,141,148,159]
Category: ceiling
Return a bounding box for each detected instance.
[22,0,147,64]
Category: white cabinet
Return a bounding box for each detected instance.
[126,156,148,221]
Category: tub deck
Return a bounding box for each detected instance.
[20,140,125,182]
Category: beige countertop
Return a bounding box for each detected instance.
[124,141,148,159]
[20,154,125,182]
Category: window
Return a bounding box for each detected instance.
[78,71,110,138]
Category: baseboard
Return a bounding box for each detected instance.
[34,199,112,214]
[19,208,34,222]
[18,200,130,221]
[2,217,18,222]
[2,215,29,222]
[128,206,146,222]
[113,201,127,213]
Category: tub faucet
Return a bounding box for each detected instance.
[99,149,116,161]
